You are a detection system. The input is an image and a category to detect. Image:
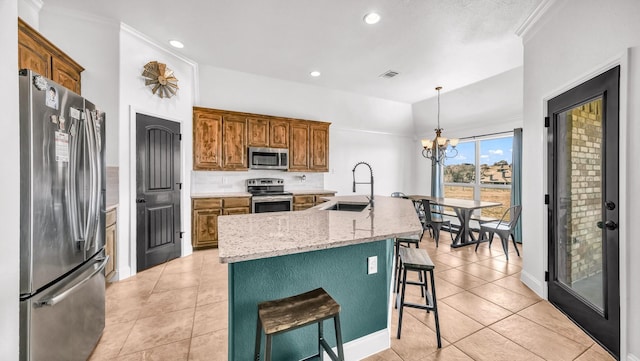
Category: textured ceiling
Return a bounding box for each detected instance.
[40,0,541,103]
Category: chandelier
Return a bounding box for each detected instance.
[421,86,459,164]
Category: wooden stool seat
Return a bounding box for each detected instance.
[255,288,345,361]
[258,288,340,334]
[396,248,442,348]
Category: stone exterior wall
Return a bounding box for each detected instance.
[566,100,603,283]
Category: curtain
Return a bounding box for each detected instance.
[511,128,523,243]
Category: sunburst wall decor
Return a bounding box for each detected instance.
[142,61,179,99]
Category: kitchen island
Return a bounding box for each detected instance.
[218,195,422,360]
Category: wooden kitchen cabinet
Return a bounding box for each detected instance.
[193,108,223,170]
[309,123,330,172]
[247,117,270,147]
[293,192,336,211]
[247,117,290,149]
[222,115,248,170]
[192,198,223,248]
[18,18,84,94]
[105,207,117,281]
[269,118,289,148]
[222,197,251,215]
[192,197,250,248]
[289,120,310,171]
[293,195,315,211]
[192,106,329,172]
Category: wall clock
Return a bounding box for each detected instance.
[142,61,179,98]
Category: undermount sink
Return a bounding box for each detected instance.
[323,202,369,212]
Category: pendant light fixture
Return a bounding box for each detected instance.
[421,86,459,163]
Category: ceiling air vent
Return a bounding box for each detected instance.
[379,70,399,78]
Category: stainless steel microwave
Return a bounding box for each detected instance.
[248,147,289,170]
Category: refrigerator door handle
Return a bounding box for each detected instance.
[33,256,108,308]
[83,110,99,251]
[67,114,83,244]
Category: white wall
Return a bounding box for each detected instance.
[520,0,640,359]
[39,7,120,167]
[0,0,20,358]
[197,65,416,196]
[118,25,197,278]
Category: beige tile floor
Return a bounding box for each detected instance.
[89,234,615,361]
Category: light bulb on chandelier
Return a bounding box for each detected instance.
[421,86,459,163]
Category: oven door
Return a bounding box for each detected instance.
[252,195,292,213]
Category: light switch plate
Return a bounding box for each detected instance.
[367,256,378,275]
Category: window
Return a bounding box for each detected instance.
[444,135,513,218]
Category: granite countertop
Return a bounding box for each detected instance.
[191,192,252,198]
[289,189,337,195]
[218,195,422,263]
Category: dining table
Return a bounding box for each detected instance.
[408,195,502,248]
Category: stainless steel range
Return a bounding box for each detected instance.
[247,178,293,213]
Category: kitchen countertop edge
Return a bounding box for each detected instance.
[191,192,252,198]
[218,195,422,263]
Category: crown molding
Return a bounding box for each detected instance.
[515,0,558,41]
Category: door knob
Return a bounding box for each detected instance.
[597,220,618,230]
[136,198,146,203]
[605,220,618,230]
[605,201,616,210]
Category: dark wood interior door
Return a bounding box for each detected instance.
[547,66,620,359]
[136,113,182,272]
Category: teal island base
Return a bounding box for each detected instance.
[228,239,394,360]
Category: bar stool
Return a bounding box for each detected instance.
[396,247,442,348]
[254,288,345,361]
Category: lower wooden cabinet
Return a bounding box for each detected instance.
[293,193,335,211]
[105,207,117,281]
[192,197,250,248]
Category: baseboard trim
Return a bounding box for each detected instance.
[321,329,390,361]
[520,268,545,298]
[115,265,132,281]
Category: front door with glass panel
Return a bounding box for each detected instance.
[547,66,620,359]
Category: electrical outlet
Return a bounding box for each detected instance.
[367,256,378,275]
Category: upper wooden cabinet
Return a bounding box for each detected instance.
[310,123,330,172]
[18,18,84,94]
[289,120,310,171]
[222,115,247,170]
[193,108,223,170]
[247,117,270,148]
[192,107,329,172]
[269,119,290,148]
[247,117,290,149]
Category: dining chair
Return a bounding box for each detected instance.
[421,199,453,248]
[475,205,522,260]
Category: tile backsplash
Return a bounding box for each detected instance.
[106,166,119,206]
[191,170,325,194]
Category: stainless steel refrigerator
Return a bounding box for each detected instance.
[19,69,107,361]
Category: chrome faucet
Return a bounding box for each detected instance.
[352,161,374,207]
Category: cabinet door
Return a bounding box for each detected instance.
[105,222,116,280]
[222,115,248,170]
[289,121,309,171]
[192,208,223,248]
[52,58,82,94]
[18,30,50,78]
[310,123,330,172]
[223,207,250,215]
[193,109,223,170]
[269,118,290,148]
[247,117,269,147]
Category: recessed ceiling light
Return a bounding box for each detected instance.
[363,12,381,25]
[310,71,321,77]
[169,40,184,49]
